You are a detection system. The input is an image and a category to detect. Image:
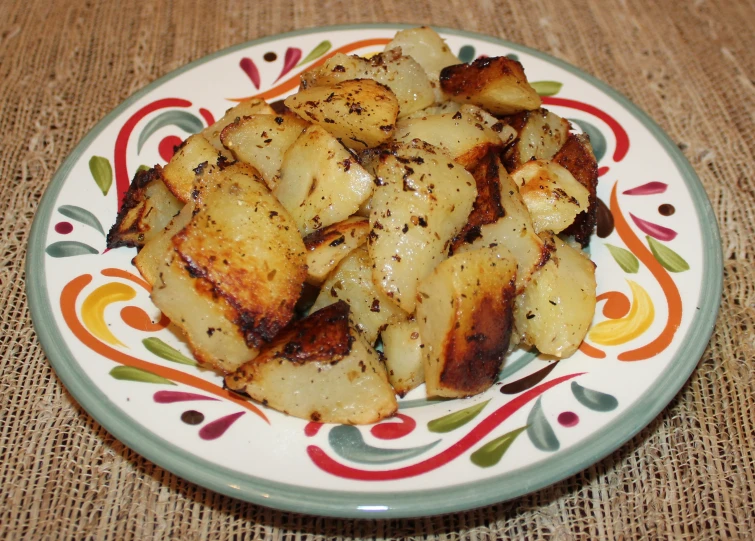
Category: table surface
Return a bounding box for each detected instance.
[1,0,753,539]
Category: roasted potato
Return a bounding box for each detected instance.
[417,245,517,398]
[162,134,224,203]
[553,133,599,246]
[274,125,375,235]
[440,56,541,115]
[107,166,183,249]
[220,113,309,190]
[310,246,407,345]
[513,233,597,357]
[501,108,571,171]
[381,318,425,396]
[226,301,398,425]
[303,217,370,286]
[201,98,275,152]
[300,49,434,118]
[368,141,477,313]
[284,79,399,150]
[511,159,591,234]
[451,152,550,293]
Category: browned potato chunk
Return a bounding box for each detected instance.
[226,301,398,425]
[451,152,550,293]
[107,166,183,249]
[201,98,275,152]
[511,160,590,234]
[381,318,424,396]
[513,234,596,358]
[417,245,517,398]
[440,57,541,115]
[311,246,407,345]
[162,134,223,203]
[303,217,370,286]
[300,50,434,118]
[393,109,504,169]
[553,133,599,246]
[284,79,399,150]
[134,202,194,286]
[274,125,375,235]
[502,108,571,171]
[369,141,477,313]
[220,113,309,190]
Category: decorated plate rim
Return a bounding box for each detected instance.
[26,23,723,518]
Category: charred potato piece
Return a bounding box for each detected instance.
[311,246,407,345]
[162,134,224,203]
[511,159,590,235]
[384,26,460,102]
[274,125,375,235]
[440,57,541,116]
[451,152,550,293]
[134,202,194,286]
[226,301,398,425]
[285,79,399,150]
[300,50,434,118]
[303,217,370,286]
[501,108,571,171]
[201,98,275,152]
[417,245,517,398]
[393,109,504,169]
[220,113,309,190]
[171,163,307,350]
[107,166,183,249]
[369,141,477,313]
[553,133,599,246]
[513,234,597,358]
[381,318,424,397]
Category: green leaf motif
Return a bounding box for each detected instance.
[297,40,332,66]
[428,399,490,433]
[328,425,439,464]
[45,241,98,258]
[605,243,640,273]
[137,164,151,173]
[531,81,563,97]
[143,337,197,366]
[89,156,113,196]
[526,397,559,451]
[646,236,690,272]
[58,205,105,236]
[571,381,618,412]
[109,366,175,385]
[137,111,204,153]
[470,426,527,467]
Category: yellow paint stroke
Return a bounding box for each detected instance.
[81,283,136,347]
[589,280,655,346]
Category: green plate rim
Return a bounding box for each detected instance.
[26,23,723,519]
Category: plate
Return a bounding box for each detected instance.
[27,24,722,518]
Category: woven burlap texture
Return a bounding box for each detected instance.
[1,0,753,539]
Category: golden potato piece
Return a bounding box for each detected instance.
[172,164,307,348]
[201,98,275,152]
[553,133,599,246]
[226,301,398,425]
[513,234,597,358]
[381,318,424,397]
[275,125,375,235]
[220,113,309,190]
[502,108,571,171]
[369,141,477,313]
[107,166,183,249]
[311,246,406,345]
[511,159,591,234]
[440,56,541,115]
[162,134,223,203]
[300,50,434,118]
[417,245,517,398]
[285,79,399,150]
[303,217,370,286]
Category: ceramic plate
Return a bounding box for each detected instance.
[27,24,722,518]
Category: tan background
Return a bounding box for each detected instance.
[1,0,753,539]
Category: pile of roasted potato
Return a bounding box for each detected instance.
[108,27,598,425]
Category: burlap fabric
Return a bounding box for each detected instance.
[1,0,752,538]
